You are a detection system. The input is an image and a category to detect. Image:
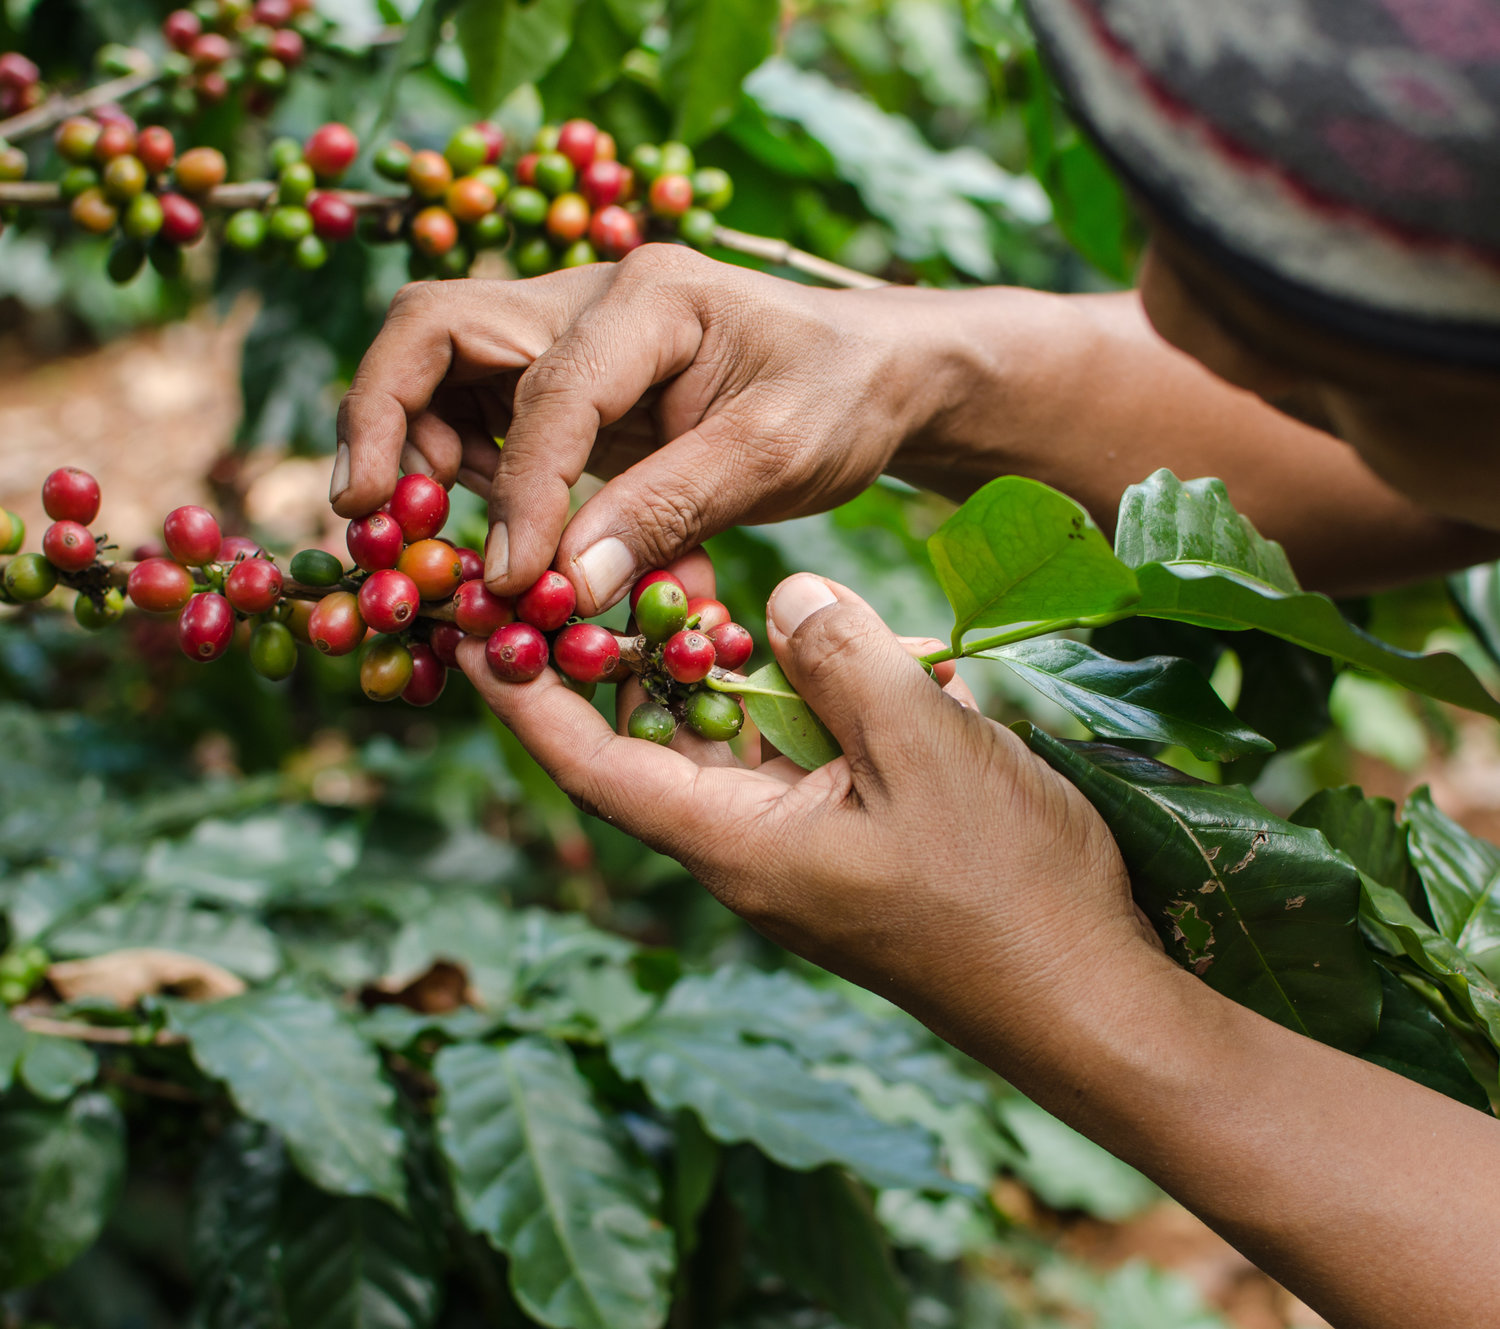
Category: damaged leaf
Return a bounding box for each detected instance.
[48,948,245,1006]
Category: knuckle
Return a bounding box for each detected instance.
[632,481,708,563]
[614,241,693,285]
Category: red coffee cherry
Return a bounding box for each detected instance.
[708,621,753,671]
[388,472,449,541]
[163,504,222,565]
[446,176,496,223]
[158,192,205,244]
[0,52,40,87]
[402,641,446,706]
[42,521,97,572]
[268,27,304,66]
[308,590,364,655]
[663,628,716,683]
[307,191,357,242]
[360,636,414,701]
[92,122,137,162]
[553,623,620,684]
[219,535,265,562]
[515,571,576,631]
[163,8,202,49]
[649,173,693,219]
[397,538,463,600]
[41,467,101,524]
[428,621,464,668]
[556,119,599,169]
[453,579,514,635]
[253,0,293,24]
[454,546,484,582]
[304,123,359,180]
[545,192,590,244]
[127,557,195,614]
[629,569,686,611]
[189,32,233,67]
[196,70,231,105]
[358,568,420,633]
[136,126,176,175]
[410,206,458,257]
[345,511,404,571]
[473,121,506,164]
[178,592,235,661]
[595,130,617,162]
[486,622,549,682]
[687,596,731,632]
[225,557,283,614]
[580,160,629,209]
[515,152,539,187]
[407,149,453,199]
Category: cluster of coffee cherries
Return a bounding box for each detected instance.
[0,50,43,122]
[221,121,359,270]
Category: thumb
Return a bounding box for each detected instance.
[765,574,954,782]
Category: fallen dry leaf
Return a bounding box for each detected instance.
[48,949,246,1005]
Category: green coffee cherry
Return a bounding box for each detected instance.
[629,143,661,181]
[250,620,297,680]
[507,186,548,227]
[691,167,733,212]
[560,239,597,268]
[685,689,744,741]
[445,125,489,174]
[108,238,147,284]
[658,141,694,176]
[60,165,100,200]
[473,165,509,199]
[469,210,508,248]
[5,552,58,602]
[225,208,268,251]
[373,141,412,182]
[1,510,25,555]
[123,192,165,240]
[278,161,316,205]
[635,579,690,643]
[435,242,471,279]
[293,233,328,270]
[514,236,553,277]
[678,207,716,248]
[269,205,313,243]
[532,152,575,197]
[290,548,343,586]
[75,588,125,631]
[629,701,677,745]
[269,137,303,173]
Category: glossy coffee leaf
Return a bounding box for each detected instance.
[740,662,841,771]
[1404,788,1500,985]
[1359,968,1490,1111]
[1290,786,1424,912]
[191,1121,285,1329]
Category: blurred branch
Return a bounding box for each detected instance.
[711,224,887,289]
[11,1012,184,1045]
[0,65,164,141]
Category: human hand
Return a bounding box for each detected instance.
[333,247,944,617]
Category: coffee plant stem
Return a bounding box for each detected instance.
[709,224,889,290]
[920,610,1137,667]
[0,64,165,141]
[10,1012,184,1046]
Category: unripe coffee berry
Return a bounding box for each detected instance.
[532,151,575,197]
[410,206,458,257]
[402,641,446,706]
[514,236,552,277]
[388,472,449,541]
[446,176,497,223]
[102,154,147,201]
[269,205,313,242]
[663,629,715,684]
[397,539,463,600]
[553,623,621,684]
[428,621,464,668]
[225,208,268,251]
[225,557,283,613]
[650,173,693,219]
[691,166,733,213]
[454,579,513,635]
[685,689,744,741]
[486,622,549,682]
[175,146,226,193]
[358,568,420,633]
[678,207,716,249]
[75,588,125,631]
[308,191,357,242]
[473,120,505,163]
[545,193,590,244]
[0,509,23,555]
[249,619,297,680]
[360,636,413,701]
[41,521,96,572]
[345,511,403,571]
[42,466,101,524]
[178,591,234,661]
[515,571,576,632]
[444,125,490,174]
[293,235,328,271]
[107,239,147,285]
[628,701,677,746]
[123,193,165,240]
[373,141,412,182]
[70,188,118,234]
[4,552,57,602]
[630,569,686,611]
[290,548,343,586]
[163,504,222,564]
[634,578,689,643]
[127,557,194,613]
[455,546,484,581]
[304,122,359,180]
[687,597,730,632]
[308,590,364,654]
[407,149,453,199]
[56,117,102,164]
[708,621,753,671]
[278,160,315,204]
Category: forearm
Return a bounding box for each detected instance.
[871,286,1500,594]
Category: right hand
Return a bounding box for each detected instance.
[332,245,941,614]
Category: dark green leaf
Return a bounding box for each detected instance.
[662,0,778,144]
[928,476,1139,644]
[0,1013,24,1091]
[536,0,638,113]
[170,989,406,1209]
[670,1110,719,1262]
[1404,788,1500,985]
[48,899,282,981]
[370,0,461,134]
[1022,728,1382,1051]
[458,0,581,115]
[18,1035,97,1102]
[1229,633,1334,757]
[435,1038,674,1329]
[1359,969,1490,1111]
[0,1092,125,1291]
[1290,786,1424,911]
[738,663,841,772]
[993,639,1271,761]
[191,1121,286,1329]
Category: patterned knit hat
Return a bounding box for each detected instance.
[1025,0,1500,367]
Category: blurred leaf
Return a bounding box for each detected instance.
[458,0,581,115]
[662,0,778,144]
[17,1036,98,1103]
[1448,559,1500,666]
[1360,968,1489,1111]
[191,1121,286,1329]
[372,0,463,132]
[0,1014,25,1091]
[669,1110,719,1261]
[1405,788,1500,985]
[739,662,841,772]
[48,900,282,982]
[537,0,641,113]
[996,1097,1157,1221]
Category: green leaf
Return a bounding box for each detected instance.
[1021,728,1382,1051]
[737,662,841,772]
[1115,471,1298,591]
[725,1150,906,1329]
[536,0,639,113]
[170,989,406,1209]
[369,0,460,135]
[669,1111,719,1262]
[1359,968,1490,1111]
[435,1037,674,1329]
[141,812,359,907]
[1404,788,1500,985]
[0,1092,125,1291]
[458,0,581,115]
[191,1121,286,1329]
[992,639,1271,761]
[995,1096,1159,1222]
[1290,786,1424,911]
[0,1012,28,1091]
[662,0,778,144]
[928,476,1139,645]
[1448,559,1500,666]
[18,1035,98,1102]
[48,898,282,981]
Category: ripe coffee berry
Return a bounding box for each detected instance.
[269,27,304,66]
[175,146,226,193]
[556,119,598,169]
[411,206,458,257]
[249,619,297,680]
[402,642,446,706]
[360,636,414,702]
[427,621,464,668]
[346,511,404,571]
[515,571,576,632]
[4,552,57,602]
[473,121,505,164]
[127,558,195,613]
[398,539,463,600]
[515,153,540,188]
[93,122,136,163]
[178,592,235,661]
[388,473,449,541]
[553,623,621,684]
[685,689,744,742]
[75,588,125,631]
[308,192,357,242]
[455,546,484,582]
[649,174,693,219]
[546,193,590,244]
[446,176,496,224]
[635,578,689,644]
[486,622,549,683]
[136,126,176,175]
[225,557,283,613]
[708,621,753,671]
[663,629,716,684]
[358,568,420,633]
[407,150,453,199]
[304,123,359,180]
[218,535,265,562]
[159,193,205,244]
[687,597,730,632]
[580,161,629,209]
[628,701,677,746]
[163,8,203,49]
[41,521,97,572]
[630,569,686,611]
[290,548,343,586]
[308,590,364,654]
[41,467,102,524]
[189,32,233,67]
[163,505,222,564]
[454,579,513,635]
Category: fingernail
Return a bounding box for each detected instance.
[485,523,508,583]
[573,537,635,607]
[329,443,350,503]
[400,445,433,477]
[770,575,836,636]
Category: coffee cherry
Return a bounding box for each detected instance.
[559,240,595,268]
[56,117,102,164]
[102,154,147,201]
[163,504,222,564]
[515,152,539,188]
[308,191,357,242]
[545,193,590,244]
[219,536,265,562]
[163,8,203,49]
[135,126,176,175]
[42,466,102,524]
[628,701,677,745]
[445,125,490,175]
[515,570,576,631]
[374,141,413,182]
[402,641,446,706]
[42,521,96,572]
[93,122,136,163]
[407,149,452,200]
[189,32,233,67]
[253,0,293,24]
[4,552,56,602]
[225,556,283,613]
[410,206,458,258]
[175,146,227,194]
[649,173,693,219]
[0,52,39,87]
[687,597,730,632]
[663,629,716,684]
[533,152,575,197]
[128,557,195,613]
[453,578,513,634]
[197,69,232,103]
[269,28,304,66]
[685,688,744,741]
[75,588,125,631]
[123,193,165,240]
[225,208,267,250]
[434,242,472,279]
[293,234,328,270]
[397,538,463,600]
[178,591,234,661]
[107,238,147,285]
[678,207,716,248]
[345,511,403,571]
[553,622,620,684]
[250,619,297,680]
[0,510,23,554]
[473,121,505,164]
[658,142,694,175]
[628,143,661,181]
[358,567,420,632]
[579,159,629,210]
[428,620,464,668]
[70,188,118,234]
[149,235,186,278]
[308,590,364,654]
[708,621,753,671]
[486,622,548,682]
[691,167,732,212]
[513,237,553,277]
[283,597,314,643]
[58,165,98,200]
[360,635,413,701]
[455,546,484,581]
[533,125,561,152]
[269,136,303,172]
[159,193,205,244]
[388,472,449,541]
[556,119,598,169]
[290,548,343,586]
[268,205,313,243]
[304,123,359,180]
[635,578,689,643]
[446,176,496,223]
